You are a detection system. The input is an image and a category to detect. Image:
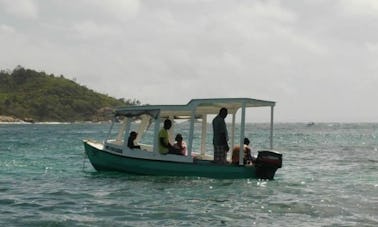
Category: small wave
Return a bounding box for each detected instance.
[35,122,72,125]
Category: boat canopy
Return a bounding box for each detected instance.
[105,98,276,164]
[114,98,275,119]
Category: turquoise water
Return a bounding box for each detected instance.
[0,123,377,226]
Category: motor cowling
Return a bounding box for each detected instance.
[256,150,282,168]
[255,150,282,180]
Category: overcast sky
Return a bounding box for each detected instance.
[1,0,377,122]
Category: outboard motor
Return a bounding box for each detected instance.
[255,150,282,180]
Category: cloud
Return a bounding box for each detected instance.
[78,0,140,22]
[100,0,140,20]
[366,42,378,52]
[71,21,123,40]
[340,0,378,16]
[0,0,38,19]
[1,0,378,121]
[0,24,15,34]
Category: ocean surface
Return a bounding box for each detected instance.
[0,123,377,226]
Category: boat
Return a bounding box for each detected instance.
[83,98,282,179]
[306,122,315,127]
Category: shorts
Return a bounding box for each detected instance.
[214,145,227,163]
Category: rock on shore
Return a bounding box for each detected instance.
[0,115,22,122]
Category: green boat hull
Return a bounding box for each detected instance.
[84,141,279,179]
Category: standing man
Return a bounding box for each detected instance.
[212,107,229,164]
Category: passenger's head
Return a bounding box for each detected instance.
[175,133,183,142]
[219,107,228,118]
[163,119,172,129]
[244,137,250,145]
[130,131,137,139]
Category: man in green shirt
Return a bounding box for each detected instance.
[159,119,173,154]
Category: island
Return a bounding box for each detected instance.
[0,66,140,123]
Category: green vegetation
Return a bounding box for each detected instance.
[0,66,140,122]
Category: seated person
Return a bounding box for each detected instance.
[127,131,141,149]
[231,138,255,165]
[170,133,187,156]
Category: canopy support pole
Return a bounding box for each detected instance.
[239,102,246,165]
[153,113,161,154]
[200,115,207,157]
[187,109,196,157]
[270,105,274,150]
[231,113,236,150]
[105,117,115,142]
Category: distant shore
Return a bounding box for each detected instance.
[0,115,112,124]
[1,115,375,124]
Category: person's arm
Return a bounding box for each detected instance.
[220,121,229,150]
[127,137,134,149]
[160,137,171,148]
[132,144,141,149]
[220,132,229,151]
[182,142,187,155]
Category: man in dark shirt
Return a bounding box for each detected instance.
[212,107,229,164]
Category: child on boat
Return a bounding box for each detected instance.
[172,133,187,156]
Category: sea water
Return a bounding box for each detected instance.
[0,123,377,226]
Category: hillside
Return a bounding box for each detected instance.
[0,66,140,122]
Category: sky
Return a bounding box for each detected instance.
[0,0,377,122]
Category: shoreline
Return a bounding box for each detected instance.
[1,115,377,124]
[0,115,109,125]
[0,121,110,124]
[0,115,23,123]
[0,115,111,124]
